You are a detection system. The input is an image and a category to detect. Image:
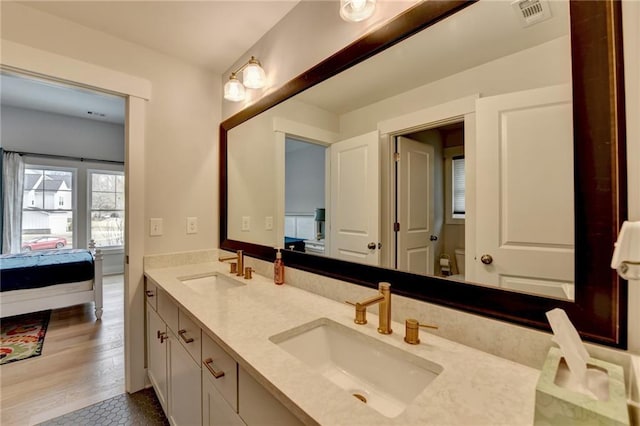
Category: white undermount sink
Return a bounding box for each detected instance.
[178,273,244,295]
[269,318,442,418]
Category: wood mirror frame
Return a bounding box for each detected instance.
[220,0,628,348]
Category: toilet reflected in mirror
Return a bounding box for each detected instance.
[451,248,465,281]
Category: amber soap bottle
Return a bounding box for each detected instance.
[274,248,285,285]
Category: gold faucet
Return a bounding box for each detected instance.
[219,250,243,276]
[346,282,392,334]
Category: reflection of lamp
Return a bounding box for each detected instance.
[315,208,326,240]
[611,221,640,280]
[223,56,267,102]
[340,0,376,22]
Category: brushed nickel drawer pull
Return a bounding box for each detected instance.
[178,329,194,343]
[145,290,154,297]
[203,358,225,379]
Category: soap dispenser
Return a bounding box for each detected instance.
[274,248,285,285]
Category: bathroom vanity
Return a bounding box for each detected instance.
[144,252,541,425]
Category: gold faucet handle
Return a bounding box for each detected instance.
[229,262,237,274]
[243,267,254,279]
[345,301,367,325]
[404,318,438,345]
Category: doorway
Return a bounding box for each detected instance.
[393,121,465,278]
[2,44,150,396]
[284,136,327,255]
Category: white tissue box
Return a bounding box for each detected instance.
[535,347,629,426]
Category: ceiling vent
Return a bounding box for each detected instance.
[511,0,552,27]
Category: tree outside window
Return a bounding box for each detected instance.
[90,171,125,247]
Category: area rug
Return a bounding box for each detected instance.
[0,310,51,365]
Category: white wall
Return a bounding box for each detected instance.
[339,36,571,138]
[227,98,338,246]
[1,2,220,255]
[1,105,124,161]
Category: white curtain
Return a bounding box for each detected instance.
[2,151,25,253]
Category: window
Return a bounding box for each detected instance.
[89,171,125,248]
[452,156,465,218]
[22,168,74,251]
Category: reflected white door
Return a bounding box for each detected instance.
[475,85,574,296]
[329,131,380,265]
[397,136,435,275]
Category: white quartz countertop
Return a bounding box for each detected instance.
[145,261,539,425]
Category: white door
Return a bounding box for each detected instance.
[329,131,380,265]
[396,136,435,275]
[475,85,574,297]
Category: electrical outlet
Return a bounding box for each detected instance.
[150,218,163,236]
[241,216,250,231]
[265,216,273,231]
[187,217,198,234]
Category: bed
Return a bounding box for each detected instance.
[0,247,103,319]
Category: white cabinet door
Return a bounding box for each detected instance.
[238,366,302,426]
[147,303,168,415]
[475,85,574,297]
[329,131,380,266]
[203,371,245,426]
[168,329,202,426]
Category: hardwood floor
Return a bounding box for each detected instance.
[0,275,125,426]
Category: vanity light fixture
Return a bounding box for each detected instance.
[223,56,267,102]
[611,221,640,280]
[340,0,376,22]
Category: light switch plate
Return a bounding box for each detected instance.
[265,216,273,230]
[187,217,198,234]
[241,216,250,231]
[150,218,163,236]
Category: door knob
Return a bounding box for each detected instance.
[481,254,493,265]
[430,235,438,241]
[368,242,376,250]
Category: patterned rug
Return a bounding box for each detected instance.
[0,310,51,365]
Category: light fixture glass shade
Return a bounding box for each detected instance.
[224,74,245,102]
[243,58,266,89]
[340,0,376,22]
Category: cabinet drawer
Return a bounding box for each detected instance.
[178,309,201,365]
[202,332,238,412]
[145,279,158,312]
[157,289,179,333]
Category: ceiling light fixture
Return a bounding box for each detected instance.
[340,0,376,22]
[223,56,267,102]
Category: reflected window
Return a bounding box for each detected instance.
[452,156,465,219]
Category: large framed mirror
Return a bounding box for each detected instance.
[220,0,627,348]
